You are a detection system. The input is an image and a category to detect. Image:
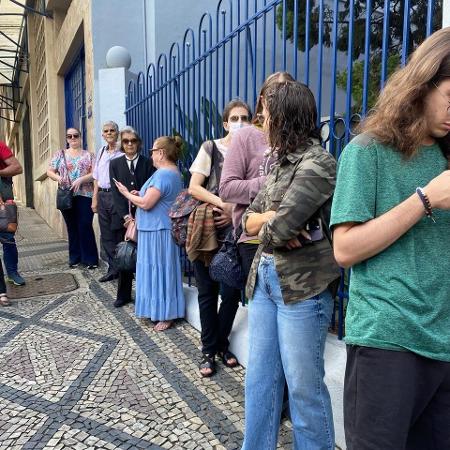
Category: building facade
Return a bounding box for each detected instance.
[0,0,147,234]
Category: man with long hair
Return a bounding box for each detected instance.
[331,27,450,449]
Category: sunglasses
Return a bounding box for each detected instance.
[103,128,117,133]
[122,138,138,145]
[149,148,163,153]
[66,134,80,139]
[228,115,250,123]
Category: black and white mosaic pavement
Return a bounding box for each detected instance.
[0,209,295,450]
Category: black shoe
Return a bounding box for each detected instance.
[217,350,239,368]
[199,354,216,378]
[86,264,98,270]
[98,272,119,282]
[114,297,132,308]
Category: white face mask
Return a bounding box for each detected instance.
[228,121,248,134]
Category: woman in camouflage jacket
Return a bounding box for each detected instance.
[240,81,340,450]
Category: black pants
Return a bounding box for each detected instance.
[98,191,118,272]
[61,195,98,266]
[345,345,450,450]
[237,242,259,283]
[110,226,134,303]
[193,259,241,356]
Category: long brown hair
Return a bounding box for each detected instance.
[264,80,321,159]
[361,27,450,158]
[253,71,295,125]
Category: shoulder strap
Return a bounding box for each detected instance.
[61,150,72,186]
[210,140,222,185]
[99,145,107,161]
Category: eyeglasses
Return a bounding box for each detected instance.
[433,82,450,115]
[103,128,117,134]
[66,134,80,139]
[228,115,250,123]
[149,148,163,153]
[122,138,138,145]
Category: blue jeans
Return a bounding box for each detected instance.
[242,255,334,450]
[0,231,18,274]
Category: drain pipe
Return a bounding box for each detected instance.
[142,0,148,70]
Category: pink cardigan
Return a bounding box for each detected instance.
[219,126,276,242]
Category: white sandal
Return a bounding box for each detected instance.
[0,293,11,306]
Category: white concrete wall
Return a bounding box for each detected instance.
[98,68,128,132]
[444,0,450,27]
[97,68,138,148]
[183,284,347,449]
[91,0,146,150]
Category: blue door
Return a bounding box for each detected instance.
[65,48,87,149]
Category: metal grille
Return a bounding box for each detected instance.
[33,16,49,161]
[126,0,443,339]
[64,50,86,149]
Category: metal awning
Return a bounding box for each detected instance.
[0,0,51,121]
[0,0,27,85]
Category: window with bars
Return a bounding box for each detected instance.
[33,16,49,162]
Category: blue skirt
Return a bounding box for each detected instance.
[135,229,185,321]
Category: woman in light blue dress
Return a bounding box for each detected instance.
[114,135,185,331]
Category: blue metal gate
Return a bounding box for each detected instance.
[65,48,87,149]
[125,0,442,338]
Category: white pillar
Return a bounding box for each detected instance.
[444,0,450,27]
[98,67,129,129]
[96,47,136,150]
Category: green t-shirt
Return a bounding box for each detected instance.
[330,133,450,362]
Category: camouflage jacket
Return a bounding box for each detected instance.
[242,141,340,304]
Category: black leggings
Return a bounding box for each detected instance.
[237,242,259,283]
[193,259,241,355]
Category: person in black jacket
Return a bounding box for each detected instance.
[109,126,154,307]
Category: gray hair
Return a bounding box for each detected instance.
[102,121,119,133]
[119,125,142,151]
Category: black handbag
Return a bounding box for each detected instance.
[56,150,73,211]
[56,188,73,211]
[209,228,245,290]
[114,240,137,272]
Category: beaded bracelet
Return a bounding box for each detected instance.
[416,187,435,223]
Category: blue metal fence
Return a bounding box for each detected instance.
[126,0,442,338]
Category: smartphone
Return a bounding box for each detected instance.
[305,218,324,242]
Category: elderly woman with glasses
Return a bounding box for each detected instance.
[109,126,153,307]
[47,127,98,269]
[114,135,184,331]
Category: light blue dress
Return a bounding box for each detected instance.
[135,168,185,320]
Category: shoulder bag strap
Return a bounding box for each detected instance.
[128,200,134,218]
[97,145,107,163]
[61,150,72,186]
[210,140,222,184]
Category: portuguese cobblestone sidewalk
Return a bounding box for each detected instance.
[0,207,296,450]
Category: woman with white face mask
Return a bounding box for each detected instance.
[188,99,252,377]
